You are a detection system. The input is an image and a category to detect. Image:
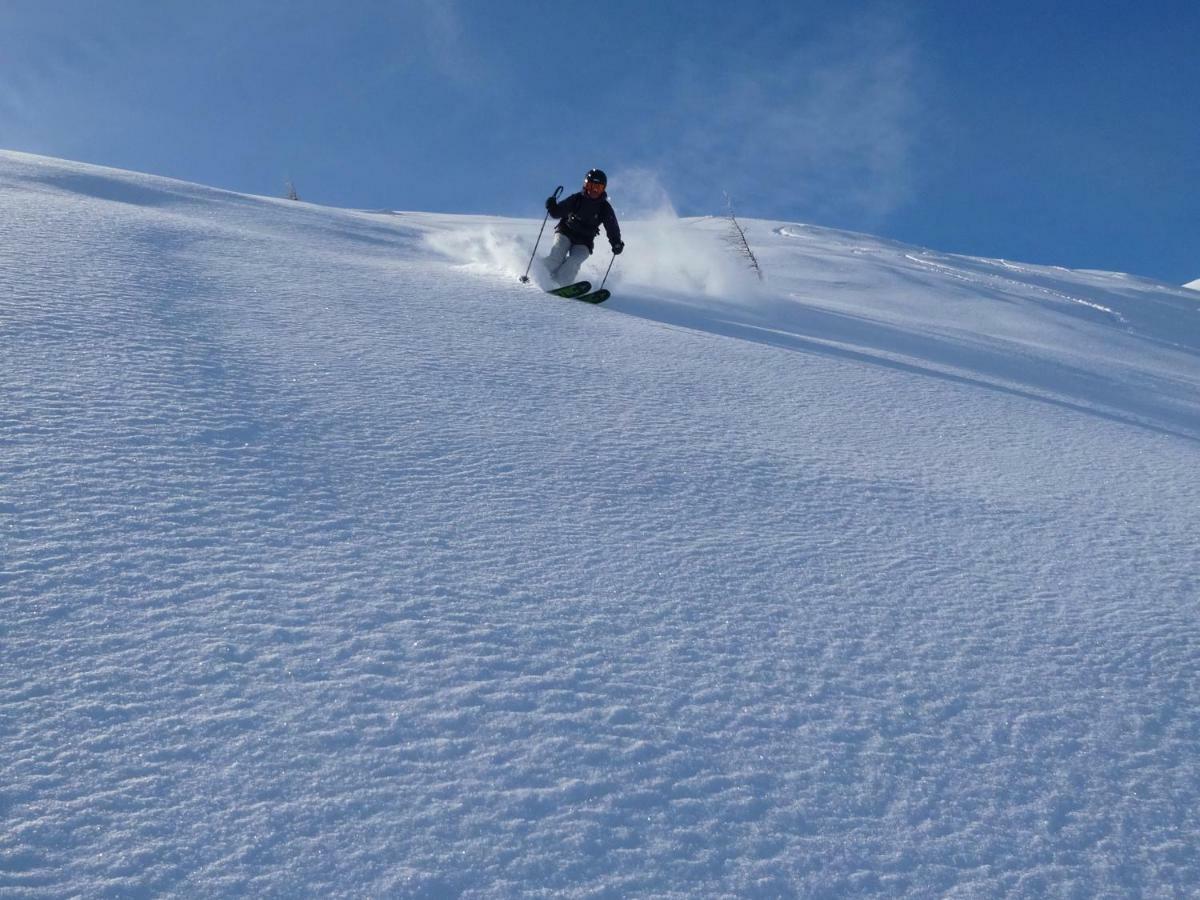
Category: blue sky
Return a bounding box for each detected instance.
[2,0,1197,283]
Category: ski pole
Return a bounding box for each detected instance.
[519,185,563,283]
[599,252,617,291]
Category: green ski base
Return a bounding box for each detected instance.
[542,281,610,305]
[546,281,590,298]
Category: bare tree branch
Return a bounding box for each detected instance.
[722,192,763,280]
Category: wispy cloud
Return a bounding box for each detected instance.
[0,21,116,133]
[658,5,924,224]
[412,0,478,90]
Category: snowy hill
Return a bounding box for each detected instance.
[3,149,1199,897]
[1187,278,1200,292]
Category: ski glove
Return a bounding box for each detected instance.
[611,241,625,255]
[545,196,558,212]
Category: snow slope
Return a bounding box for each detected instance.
[3,150,1199,897]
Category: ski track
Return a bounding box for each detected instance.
[2,151,1199,897]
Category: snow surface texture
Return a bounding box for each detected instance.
[3,150,1199,897]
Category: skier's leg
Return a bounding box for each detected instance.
[543,233,572,282]
[557,243,592,284]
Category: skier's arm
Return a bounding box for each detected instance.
[546,193,577,220]
[603,203,623,249]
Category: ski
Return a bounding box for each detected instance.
[545,281,590,299]
[539,281,609,304]
[574,289,610,304]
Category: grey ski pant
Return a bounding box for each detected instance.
[544,233,591,285]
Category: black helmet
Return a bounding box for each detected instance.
[584,168,607,186]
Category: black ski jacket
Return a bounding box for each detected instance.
[548,191,621,252]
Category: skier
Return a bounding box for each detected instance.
[543,169,624,285]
